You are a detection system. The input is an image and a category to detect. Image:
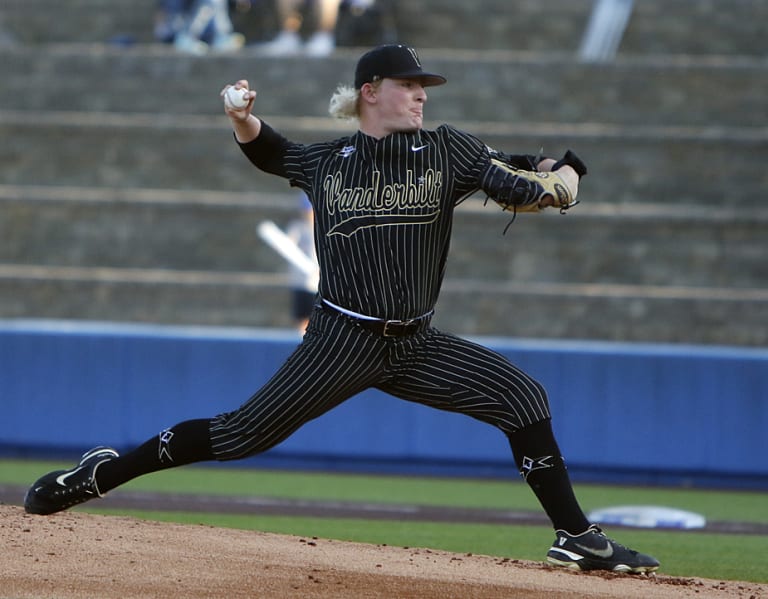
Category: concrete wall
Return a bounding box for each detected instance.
[2,320,766,489]
[2,1,767,347]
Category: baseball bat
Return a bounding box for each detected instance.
[256,220,317,277]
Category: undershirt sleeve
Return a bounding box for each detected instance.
[235,120,292,178]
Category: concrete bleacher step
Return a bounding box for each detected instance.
[3,112,764,208]
[3,43,764,209]
[620,0,768,56]
[1,0,157,44]
[400,0,768,56]
[3,0,766,347]
[3,0,766,55]
[2,183,767,346]
[439,280,768,346]
[2,263,767,346]
[448,202,768,290]
[4,46,766,128]
[2,185,767,290]
[0,269,299,330]
[0,186,300,273]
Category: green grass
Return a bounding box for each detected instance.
[4,460,767,522]
[3,459,767,583]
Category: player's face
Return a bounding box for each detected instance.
[373,78,427,134]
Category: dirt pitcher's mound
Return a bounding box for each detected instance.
[1,505,765,598]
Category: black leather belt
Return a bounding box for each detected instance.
[319,300,432,338]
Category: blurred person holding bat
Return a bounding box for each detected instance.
[258,192,319,332]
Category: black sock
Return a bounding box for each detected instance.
[507,419,590,534]
[96,418,215,494]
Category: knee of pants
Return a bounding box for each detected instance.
[208,410,297,461]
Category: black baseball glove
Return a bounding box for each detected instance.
[481,149,587,215]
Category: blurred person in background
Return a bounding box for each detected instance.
[335,0,398,47]
[155,0,246,54]
[255,0,341,57]
[285,194,319,332]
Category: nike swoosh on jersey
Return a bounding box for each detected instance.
[574,541,614,558]
[56,466,85,486]
[411,144,428,152]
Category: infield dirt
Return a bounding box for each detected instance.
[1,505,766,598]
[0,505,768,599]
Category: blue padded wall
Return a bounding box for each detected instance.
[2,320,766,488]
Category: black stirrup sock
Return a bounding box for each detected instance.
[507,419,590,534]
[95,418,215,493]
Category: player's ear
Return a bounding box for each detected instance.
[359,82,377,103]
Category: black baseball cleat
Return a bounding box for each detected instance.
[546,524,660,574]
[24,446,119,515]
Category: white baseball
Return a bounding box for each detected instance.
[224,86,249,109]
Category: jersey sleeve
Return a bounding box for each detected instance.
[236,121,343,194]
[236,120,295,177]
[441,124,542,184]
[440,125,493,200]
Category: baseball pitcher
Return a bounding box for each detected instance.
[25,44,658,575]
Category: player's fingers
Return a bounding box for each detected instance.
[553,167,579,198]
[220,80,252,97]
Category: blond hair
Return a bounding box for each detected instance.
[328,84,360,121]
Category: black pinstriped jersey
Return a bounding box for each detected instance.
[239,122,533,320]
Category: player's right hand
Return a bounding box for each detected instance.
[220,79,256,120]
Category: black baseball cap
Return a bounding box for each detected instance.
[354,44,447,89]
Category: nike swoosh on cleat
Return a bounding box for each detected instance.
[55,466,85,486]
[574,542,614,558]
[411,144,428,152]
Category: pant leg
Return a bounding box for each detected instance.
[99,309,388,491]
[209,307,389,460]
[211,0,234,36]
[378,327,550,433]
[379,327,588,533]
[186,0,215,38]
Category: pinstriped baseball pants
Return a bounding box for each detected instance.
[209,307,551,460]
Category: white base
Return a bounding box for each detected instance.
[587,505,706,529]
